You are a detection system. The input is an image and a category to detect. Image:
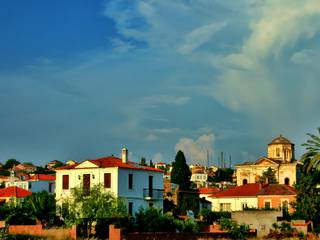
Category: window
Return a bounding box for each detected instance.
[128,202,133,216]
[104,173,111,188]
[242,179,248,185]
[264,201,271,209]
[128,174,133,189]
[242,203,248,210]
[62,175,69,190]
[284,177,290,185]
[220,203,231,211]
[276,148,280,157]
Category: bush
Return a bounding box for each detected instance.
[220,218,250,240]
[134,207,199,233]
[200,209,231,224]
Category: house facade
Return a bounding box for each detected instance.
[257,184,297,213]
[235,135,301,186]
[208,183,261,211]
[55,148,164,215]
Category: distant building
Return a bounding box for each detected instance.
[0,186,32,204]
[13,163,37,173]
[235,135,301,186]
[66,160,77,166]
[46,160,64,170]
[5,173,55,194]
[55,148,164,215]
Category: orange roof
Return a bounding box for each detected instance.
[257,184,297,195]
[0,186,32,198]
[29,174,55,181]
[210,183,261,198]
[57,156,163,173]
[199,187,220,194]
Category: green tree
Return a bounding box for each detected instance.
[301,127,320,173]
[25,191,56,226]
[293,172,320,225]
[149,160,154,167]
[171,150,191,190]
[209,168,234,182]
[293,128,320,226]
[59,184,127,236]
[3,159,20,169]
[140,157,147,166]
[259,167,278,184]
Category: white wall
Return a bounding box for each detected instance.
[55,166,164,214]
[210,197,258,211]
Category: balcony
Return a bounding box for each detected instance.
[143,188,163,201]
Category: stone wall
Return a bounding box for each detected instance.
[8,225,77,239]
[232,210,282,238]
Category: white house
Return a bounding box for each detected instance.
[208,183,261,211]
[55,148,164,215]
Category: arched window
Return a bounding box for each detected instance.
[284,177,290,185]
[243,179,248,185]
[276,148,280,157]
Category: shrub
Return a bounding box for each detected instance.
[200,209,231,224]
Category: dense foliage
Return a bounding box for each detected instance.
[209,168,234,182]
[135,207,199,233]
[293,128,320,226]
[3,159,20,169]
[259,167,278,184]
[59,184,127,237]
[200,209,231,224]
[220,218,250,240]
[171,150,191,190]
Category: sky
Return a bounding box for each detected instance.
[1,0,320,166]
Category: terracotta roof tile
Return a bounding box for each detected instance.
[210,183,261,198]
[57,156,163,173]
[257,184,297,195]
[0,186,32,198]
[199,187,220,194]
[29,174,56,181]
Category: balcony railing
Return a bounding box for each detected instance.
[143,188,163,200]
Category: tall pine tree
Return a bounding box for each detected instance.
[171,150,191,190]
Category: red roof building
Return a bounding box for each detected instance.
[57,156,163,173]
[0,186,32,203]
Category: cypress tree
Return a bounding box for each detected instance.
[171,150,191,190]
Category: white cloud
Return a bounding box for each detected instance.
[179,22,226,54]
[290,49,317,64]
[175,134,215,165]
[144,95,190,106]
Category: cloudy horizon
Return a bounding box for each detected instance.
[1,0,319,166]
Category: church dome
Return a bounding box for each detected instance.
[268,134,293,145]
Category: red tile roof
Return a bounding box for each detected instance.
[57,156,164,173]
[257,184,297,195]
[210,183,261,198]
[199,187,220,195]
[29,174,56,181]
[0,186,32,198]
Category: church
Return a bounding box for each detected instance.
[235,135,301,186]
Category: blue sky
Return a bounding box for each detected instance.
[1,0,320,166]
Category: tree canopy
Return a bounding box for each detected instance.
[293,127,320,226]
[209,168,234,183]
[301,127,320,174]
[3,159,20,169]
[259,167,278,184]
[171,150,191,190]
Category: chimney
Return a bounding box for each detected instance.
[122,148,128,163]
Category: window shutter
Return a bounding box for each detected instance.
[104,173,111,188]
[63,175,69,189]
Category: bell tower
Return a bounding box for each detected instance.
[267,135,295,162]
